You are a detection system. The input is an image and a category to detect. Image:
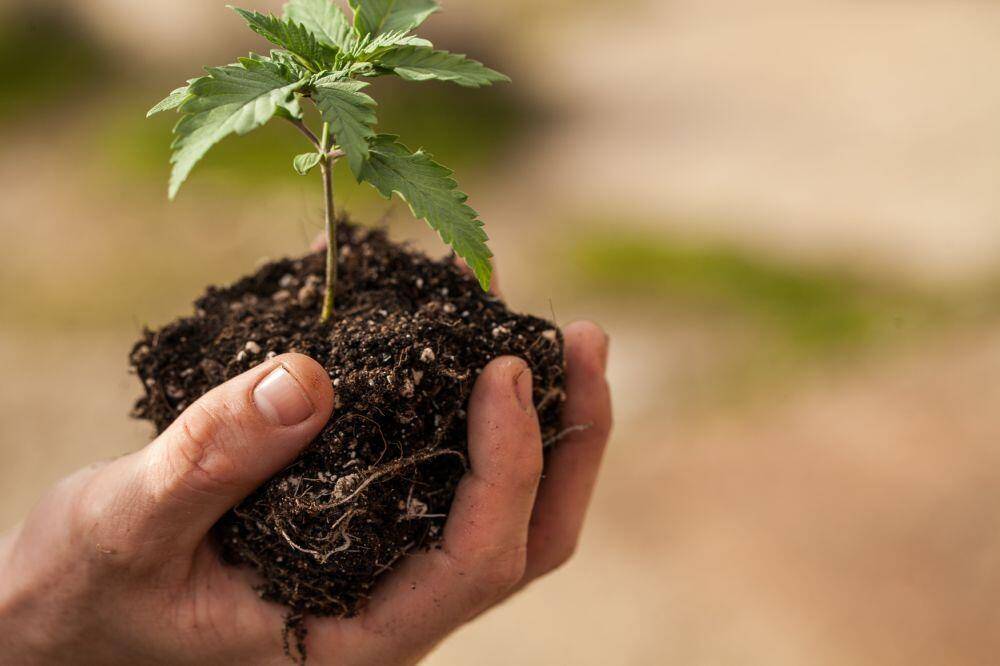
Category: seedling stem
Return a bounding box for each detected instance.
[320,121,337,322]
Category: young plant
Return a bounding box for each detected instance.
[148,0,507,322]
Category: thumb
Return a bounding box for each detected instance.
[130,354,334,552]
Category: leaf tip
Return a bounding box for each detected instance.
[228,5,257,22]
[167,169,185,201]
[474,262,493,292]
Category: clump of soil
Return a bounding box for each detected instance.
[130,221,565,622]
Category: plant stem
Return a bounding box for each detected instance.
[288,117,322,150]
[285,116,340,322]
[319,122,337,323]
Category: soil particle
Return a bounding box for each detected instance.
[130,221,565,625]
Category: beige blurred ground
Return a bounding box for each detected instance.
[2,0,1000,664]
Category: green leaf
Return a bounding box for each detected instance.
[169,60,307,199]
[284,0,354,51]
[249,50,311,82]
[293,152,323,175]
[375,46,510,87]
[240,55,306,118]
[349,0,439,37]
[361,135,492,289]
[354,29,432,59]
[230,6,333,70]
[313,77,378,179]
[148,86,191,117]
[147,78,203,117]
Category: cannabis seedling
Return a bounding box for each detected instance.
[149,0,507,322]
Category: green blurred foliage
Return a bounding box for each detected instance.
[0,8,106,119]
[569,227,951,353]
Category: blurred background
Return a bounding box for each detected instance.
[2,0,1000,663]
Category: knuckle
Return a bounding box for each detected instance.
[511,451,544,494]
[70,469,145,566]
[471,544,528,597]
[67,479,109,541]
[165,401,244,496]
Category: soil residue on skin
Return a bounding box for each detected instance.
[129,221,566,626]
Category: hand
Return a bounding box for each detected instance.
[0,324,611,665]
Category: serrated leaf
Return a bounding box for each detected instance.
[148,87,191,118]
[169,61,306,199]
[231,6,334,71]
[147,78,204,117]
[361,135,492,289]
[293,152,323,175]
[349,0,439,37]
[375,46,509,87]
[241,54,306,118]
[284,0,354,51]
[248,50,311,82]
[313,77,377,179]
[354,29,432,59]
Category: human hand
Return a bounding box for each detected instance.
[0,324,611,665]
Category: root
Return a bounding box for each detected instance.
[402,513,446,520]
[276,509,362,565]
[268,449,464,566]
[333,412,396,462]
[543,422,593,449]
[312,449,466,512]
[400,484,446,521]
[328,510,358,555]
[277,526,325,561]
[537,387,566,413]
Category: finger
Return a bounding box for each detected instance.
[311,233,327,253]
[522,321,612,582]
[88,354,334,555]
[335,357,542,661]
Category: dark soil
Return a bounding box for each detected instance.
[129,221,565,630]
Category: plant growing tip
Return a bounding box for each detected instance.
[148,0,508,320]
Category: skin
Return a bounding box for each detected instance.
[0,319,612,665]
